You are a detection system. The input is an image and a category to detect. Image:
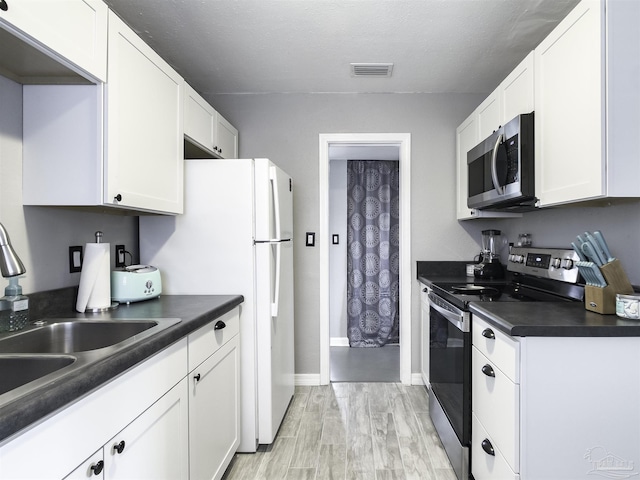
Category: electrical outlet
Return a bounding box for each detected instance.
[115,245,126,268]
[69,246,83,273]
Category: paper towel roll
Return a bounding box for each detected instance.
[76,242,111,312]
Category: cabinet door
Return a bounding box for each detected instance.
[476,90,501,140]
[105,11,184,214]
[104,378,189,480]
[534,0,604,206]
[184,83,216,154]
[214,113,238,159]
[501,51,534,123]
[64,450,104,480]
[0,0,107,82]
[456,113,478,219]
[189,336,241,480]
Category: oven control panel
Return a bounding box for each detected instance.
[508,247,580,283]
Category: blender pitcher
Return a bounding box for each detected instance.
[475,229,504,279]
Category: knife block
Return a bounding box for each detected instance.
[584,259,634,314]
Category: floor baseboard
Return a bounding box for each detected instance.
[295,374,321,386]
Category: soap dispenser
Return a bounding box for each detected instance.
[0,277,29,332]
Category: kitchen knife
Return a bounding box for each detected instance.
[581,241,604,267]
[571,242,587,261]
[593,230,614,262]
[585,232,608,266]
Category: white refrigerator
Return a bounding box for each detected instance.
[139,158,295,452]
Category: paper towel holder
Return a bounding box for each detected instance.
[78,231,119,313]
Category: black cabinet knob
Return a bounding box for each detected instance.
[90,460,104,475]
[481,364,495,377]
[113,440,126,454]
[214,320,226,330]
[482,328,495,339]
[114,194,122,202]
[481,439,495,456]
[0,1,8,12]
[194,373,201,382]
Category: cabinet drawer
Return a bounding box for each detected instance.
[472,414,519,480]
[473,316,520,382]
[472,347,520,472]
[188,309,239,372]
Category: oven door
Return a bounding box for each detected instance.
[428,293,471,447]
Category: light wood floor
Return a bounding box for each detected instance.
[222,383,457,480]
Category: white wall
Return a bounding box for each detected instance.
[329,159,347,342]
[0,76,138,296]
[208,92,491,375]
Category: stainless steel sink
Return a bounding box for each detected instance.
[0,317,181,408]
[0,355,76,396]
[0,320,159,353]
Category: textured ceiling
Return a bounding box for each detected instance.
[104,0,580,97]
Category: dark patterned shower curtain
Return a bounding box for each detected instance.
[346,160,400,347]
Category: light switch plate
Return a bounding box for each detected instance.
[306,232,315,247]
[69,246,83,273]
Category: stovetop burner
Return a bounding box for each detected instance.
[449,284,501,295]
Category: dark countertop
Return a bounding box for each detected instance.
[0,294,244,444]
[417,262,640,338]
[469,301,640,337]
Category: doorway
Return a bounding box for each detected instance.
[319,133,412,385]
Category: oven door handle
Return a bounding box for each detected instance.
[490,132,505,195]
[429,300,467,332]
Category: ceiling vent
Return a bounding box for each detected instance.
[350,63,394,78]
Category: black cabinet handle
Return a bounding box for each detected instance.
[214,320,226,330]
[481,439,495,456]
[482,328,495,339]
[481,364,495,377]
[422,288,428,293]
[194,373,201,382]
[0,1,8,12]
[114,194,122,202]
[90,460,104,475]
[113,440,126,454]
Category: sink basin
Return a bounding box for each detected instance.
[0,320,158,354]
[0,355,76,396]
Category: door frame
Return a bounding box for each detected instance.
[319,133,412,385]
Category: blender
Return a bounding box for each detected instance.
[474,229,504,279]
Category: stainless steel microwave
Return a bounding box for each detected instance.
[467,113,536,210]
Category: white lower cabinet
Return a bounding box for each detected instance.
[0,307,242,480]
[64,378,189,480]
[472,315,640,479]
[188,309,241,480]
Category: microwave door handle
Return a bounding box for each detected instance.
[490,133,505,195]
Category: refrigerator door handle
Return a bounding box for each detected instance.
[272,241,281,318]
[270,165,282,240]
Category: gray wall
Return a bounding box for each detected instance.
[329,160,348,341]
[0,76,138,296]
[493,202,640,282]
[208,92,492,375]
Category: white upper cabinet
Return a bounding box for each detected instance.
[106,11,184,214]
[23,11,185,215]
[455,53,533,220]
[456,114,479,220]
[184,83,217,155]
[214,112,239,159]
[476,90,501,140]
[0,0,107,83]
[501,51,534,124]
[535,0,640,206]
[184,82,239,159]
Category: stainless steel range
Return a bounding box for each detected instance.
[427,247,583,480]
